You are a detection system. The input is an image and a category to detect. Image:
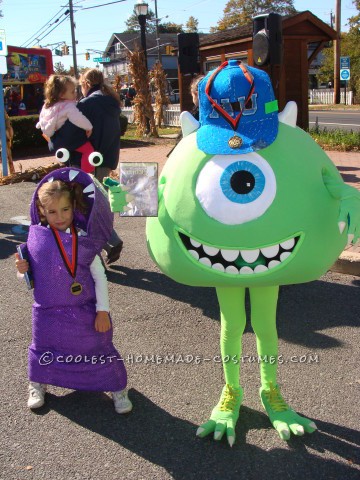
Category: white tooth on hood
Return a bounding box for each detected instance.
[83,184,95,193]
[261,244,280,258]
[221,249,239,262]
[203,245,220,256]
[240,266,254,274]
[69,170,79,181]
[280,238,295,250]
[241,248,260,263]
[47,177,54,183]
[190,238,201,248]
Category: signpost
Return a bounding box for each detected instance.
[0,29,8,176]
[93,57,110,63]
[340,56,351,105]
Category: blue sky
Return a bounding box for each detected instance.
[1,0,357,70]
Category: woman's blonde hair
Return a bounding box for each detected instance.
[43,75,76,108]
[36,180,87,224]
[80,69,120,105]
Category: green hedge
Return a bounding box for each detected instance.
[10,113,129,150]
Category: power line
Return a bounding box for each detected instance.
[81,0,127,10]
[21,7,68,47]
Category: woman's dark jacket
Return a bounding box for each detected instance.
[51,87,121,170]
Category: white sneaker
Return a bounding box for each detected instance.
[28,382,46,409]
[112,389,133,414]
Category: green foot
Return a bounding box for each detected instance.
[260,383,317,440]
[196,384,243,447]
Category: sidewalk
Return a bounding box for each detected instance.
[9,143,360,275]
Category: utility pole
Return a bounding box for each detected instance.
[69,0,78,78]
[154,0,161,63]
[334,0,341,104]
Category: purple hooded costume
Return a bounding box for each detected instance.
[26,167,127,392]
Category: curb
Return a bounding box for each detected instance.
[331,251,360,277]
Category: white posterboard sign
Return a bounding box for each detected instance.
[0,29,7,56]
[0,56,7,74]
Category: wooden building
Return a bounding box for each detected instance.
[180,11,337,130]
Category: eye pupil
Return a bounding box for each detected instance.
[230,170,255,195]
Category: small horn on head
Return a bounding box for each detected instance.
[180,111,200,137]
[278,101,298,128]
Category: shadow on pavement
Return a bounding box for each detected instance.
[107,266,359,349]
[46,389,359,480]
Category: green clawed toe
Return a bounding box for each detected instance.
[196,384,243,447]
[260,383,317,440]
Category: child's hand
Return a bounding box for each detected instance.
[15,253,29,273]
[86,129,92,138]
[95,311,111,332]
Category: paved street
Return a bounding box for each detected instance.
[309,109,360,131]
[1,144,359,479]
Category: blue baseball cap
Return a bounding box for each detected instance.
[197,60,279,155]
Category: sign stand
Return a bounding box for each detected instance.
[0,30,8,177]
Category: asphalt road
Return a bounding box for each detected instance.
[309,110,360,131]
[1,182,359,480]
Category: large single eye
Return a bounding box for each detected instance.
[56,148,70,163]
[196,153,276,225]
[88,151,103,167]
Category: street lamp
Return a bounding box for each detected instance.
[134,1,149,69]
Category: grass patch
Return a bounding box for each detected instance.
[308,127,360,152]
[122,124,180,141]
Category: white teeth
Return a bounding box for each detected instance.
[261,244,280,258]
[225,266,239,274]
[88,194,95,198]
[69,170,79,181]
[189,249,199,260]
[203,245,219,256]
[190,238,201,248]
[280,251,291,262]
[83,184,95,193]
[47,176,54,183]
[268,260,281,269]
[254,265,268,273]
[199,257,212,267]
[280,238,295,250]
[239,266,253,274]
[221,249,239,262]
[241,248,260,263]
[212,263,225,272]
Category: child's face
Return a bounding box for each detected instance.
[39,194,74,231]
[60,83,77,101]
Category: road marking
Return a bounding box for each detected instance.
[309,122,360,127]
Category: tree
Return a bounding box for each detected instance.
[185,16,199,33]
[210,0,296,32]
[317,1,360,103]
[53,61,67,74]
[158,22,184,33]
[124,8,157,34]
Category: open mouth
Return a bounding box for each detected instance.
[178,232,300,274]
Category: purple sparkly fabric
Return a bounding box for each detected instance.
[26,168,127,392]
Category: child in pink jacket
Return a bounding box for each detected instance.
[37,74,92,139]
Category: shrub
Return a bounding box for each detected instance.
[11,115,45,149]
[120,113,128,136]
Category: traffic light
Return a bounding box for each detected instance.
[85,52,90,60]
[253,13,283,67]
[61,44,69,55]
[165,45,174,55]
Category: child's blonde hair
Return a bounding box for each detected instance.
[80,69,121,105]
[44,75,76,108]
[36,180,87,224]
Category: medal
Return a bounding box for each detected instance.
[228,135,243,149]
[51,224,82,296]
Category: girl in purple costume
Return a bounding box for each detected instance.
[15,167,132,414]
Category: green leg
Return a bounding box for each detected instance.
[196,287,245,446]
[249,286,317,440]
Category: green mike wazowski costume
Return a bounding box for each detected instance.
[108,60,360,446]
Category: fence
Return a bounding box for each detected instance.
[309,89,353,105]
[122,105,181,126]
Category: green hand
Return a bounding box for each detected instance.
[103,177,134,213]
[196,384,243,447]
[260,384,317,440]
